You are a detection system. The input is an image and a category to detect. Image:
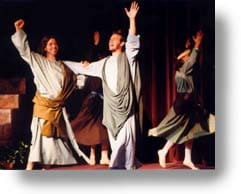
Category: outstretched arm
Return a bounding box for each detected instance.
[125,1,140,60]
[124,1,139,36]
[183,31,204,73]
[124,1,140,80]
[192,30,204,50]
[64,58,105,79]
[11,19,33,64]
[189,31,204,64]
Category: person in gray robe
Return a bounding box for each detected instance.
[148,31,215,170]
[64,1,141,169]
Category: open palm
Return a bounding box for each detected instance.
[125,1,139,19]
[192,31,204,44]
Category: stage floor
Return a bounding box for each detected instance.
[50,161,214,170]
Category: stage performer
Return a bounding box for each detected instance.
[64,1,141,169]
[11,19,89,170]
[148,30,215,170]
[71,30,110,165]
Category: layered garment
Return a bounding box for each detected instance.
[64,34,141,169]
[148,48,215,144]
[11,30,88,165]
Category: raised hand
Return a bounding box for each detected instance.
[81,60,90,68]
[192,31,204,48]
[124,1,139,20]
[14,19,25,32]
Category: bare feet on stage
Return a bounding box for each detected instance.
[157,149,167,168]
[26,162,34,170]
[157,149,199,170]
[100,158,110,165]
[100,150,110,165]
[89,154,96,165]
[183,160,199,170]
[89,150,110,165]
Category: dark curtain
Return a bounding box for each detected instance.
[0,0,215,166]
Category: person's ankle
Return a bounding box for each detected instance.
[183,160,199,170]
[100,156,110,165]
[89,154,96,165]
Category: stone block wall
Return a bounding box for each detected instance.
[0,78,26,146]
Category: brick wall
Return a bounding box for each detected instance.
[0,78,26,146]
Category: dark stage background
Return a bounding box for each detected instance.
[0,0,215,166]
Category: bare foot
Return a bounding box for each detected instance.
[183,160,199,170]
[157,149,166,168]
[26,162,34,170]
[100,157,110,165]
[89,155,96,165]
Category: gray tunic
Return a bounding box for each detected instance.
[175,48,198,93]
[64,34,140,135]
[64,34,140,169]
[148,48,215,144]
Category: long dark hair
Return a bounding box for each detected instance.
[37,36,58,57]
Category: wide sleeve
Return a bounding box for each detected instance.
[11,29,40,67]
[125,34,140,82]
[181,48,199,74]
[63,58,105,79]
[125,34,140,63]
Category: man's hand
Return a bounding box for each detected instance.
[81,60,90,68]
[124,1,139,20]
[125,1,139,35]
[14,19,25,32]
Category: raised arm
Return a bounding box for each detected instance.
[193,30,204,50]
[11,19,32,63]
[125,1,140,61]
[14,19,25,32]
[182,31,204,73]
[124,1,139,36]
